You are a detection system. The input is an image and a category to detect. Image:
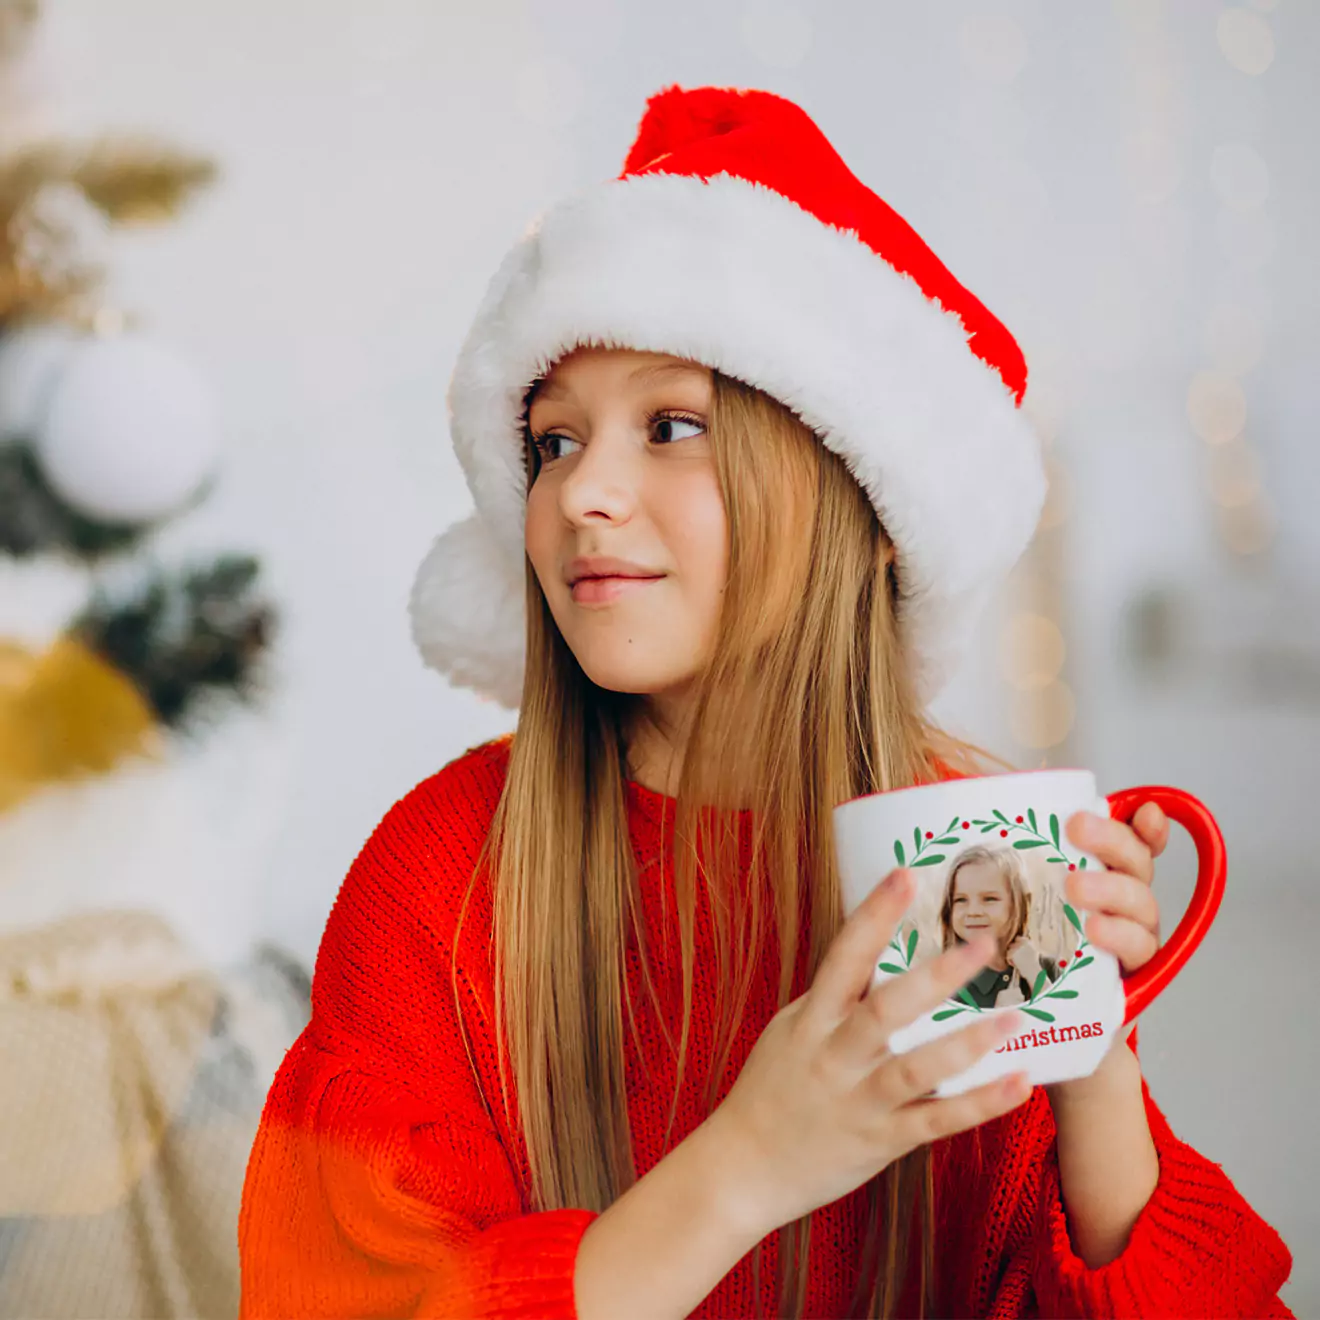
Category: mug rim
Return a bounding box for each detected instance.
[836,766,1097,811]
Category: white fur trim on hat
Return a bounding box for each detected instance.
[411,170,1046,709]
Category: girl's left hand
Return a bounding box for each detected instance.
[1049,803,1170,1099]
[1064,804,1170,975]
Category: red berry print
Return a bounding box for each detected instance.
[925,831,934,839]
[1068,863,1077,871]
[1000,829,1008,838]
[962,821,970,829]
[1016,816,1024,824]
[1059,959,1068,968]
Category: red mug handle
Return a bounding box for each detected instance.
[1105,785,1226,1024]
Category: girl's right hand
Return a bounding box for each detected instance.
[708,867,1032,1238]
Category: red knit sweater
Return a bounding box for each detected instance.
[238,736,1294,1318]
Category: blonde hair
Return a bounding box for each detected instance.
[452,364,993,1320]
[939,846,1031,957]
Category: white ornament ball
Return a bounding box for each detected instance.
[36,335,220,523]
[0,322,79,439]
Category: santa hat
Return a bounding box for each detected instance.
[410,84,1045,709]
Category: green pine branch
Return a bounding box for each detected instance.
[70,555,278,732]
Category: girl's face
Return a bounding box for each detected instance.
[524,347,728,728]
[950,862,1015,948]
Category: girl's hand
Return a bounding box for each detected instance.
[708,869,1034,1240]
[1064,804,1169,976]
[1005,935,1042,980]
[1050,803,1170,1100]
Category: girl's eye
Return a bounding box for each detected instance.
[531,411,705,464]
[532,432,581,463]
[651,414,705,445]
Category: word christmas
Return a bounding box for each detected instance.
[994,1021,1106,1053]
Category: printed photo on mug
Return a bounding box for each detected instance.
[883,833,1088,1016]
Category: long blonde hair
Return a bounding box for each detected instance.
[453,366,990,1319]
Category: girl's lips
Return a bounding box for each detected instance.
[571,574,665,605]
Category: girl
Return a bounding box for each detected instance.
[940,846,1061,1010]
[237,86,1293,1318]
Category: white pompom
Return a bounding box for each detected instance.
[35,335,220,523]
[0,323,79,439]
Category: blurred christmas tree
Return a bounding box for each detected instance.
[0,11,303,1316]
[0,0,276,814]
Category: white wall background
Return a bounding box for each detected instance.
[37,0,1318,1306]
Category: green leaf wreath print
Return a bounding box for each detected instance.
[887,808,1095,1023]
[892,814,962,870]
[877,921,922,978]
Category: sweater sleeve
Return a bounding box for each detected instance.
[238,1037,597,1319]
[976,1029,1293,1320]
[990,1067,1294,1319]
[237,764,600,1319]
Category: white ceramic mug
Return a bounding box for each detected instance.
[832,769,1226,1096]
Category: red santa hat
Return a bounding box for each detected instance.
[410,84,1045,708]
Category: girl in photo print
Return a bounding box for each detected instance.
[940,846,1060,1009]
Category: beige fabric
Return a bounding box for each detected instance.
[0,909,309,1319]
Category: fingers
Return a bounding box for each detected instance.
[862,1010,1027,1110]
[829,933,997,1068]
[1062,816,1163,974]
[1064,867,1160,932]
[1132,801,1170,857]
[1083,912,1160,973]
[889,1070,1034,1150]
[805,869,916,1027]
[1066,812,1155,884]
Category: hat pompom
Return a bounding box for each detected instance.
[409,515,525,710]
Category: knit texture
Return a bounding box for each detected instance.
[238,736,1294,1318]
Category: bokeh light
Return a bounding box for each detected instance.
[1216,7,1276,75]
[1009,679,1075,750]
[1000,613,1067,691]
[1186,369,1247,445]
[1216,498,1275,555]
[1205,439,1262,507]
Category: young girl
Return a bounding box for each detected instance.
[940,846,1061,1010]
[237,85,1293,1318]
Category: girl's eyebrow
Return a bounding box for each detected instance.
[628,361,705,385]
[533,361,705,405]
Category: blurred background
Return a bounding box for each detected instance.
[0,0,1314,1314]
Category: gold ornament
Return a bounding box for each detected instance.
[0,140,217,324]
[0,634,163,813]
